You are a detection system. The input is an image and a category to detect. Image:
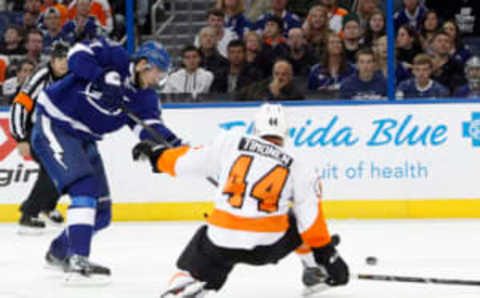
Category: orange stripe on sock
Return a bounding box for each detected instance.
[295,244,312,255]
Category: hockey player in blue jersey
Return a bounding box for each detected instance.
[454,56,480,98]
[30,38,181,284]
[396,54,449,99]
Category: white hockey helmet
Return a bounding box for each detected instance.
[253,103,289,140]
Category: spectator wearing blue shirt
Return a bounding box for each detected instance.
[308,33,355,91]
[454,56,480,98]
[340,48,387,100]
[396,54,449,99]
[41,7,63,52]
[254,0,302,37]
[216,0,251,39]
[394,0,427,32]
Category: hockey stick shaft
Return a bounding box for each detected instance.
[121,106,219,187]
[355,273,480,286]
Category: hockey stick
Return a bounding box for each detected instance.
[355,273,480,286]
[121,105,219,187]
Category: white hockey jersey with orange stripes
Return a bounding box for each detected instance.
[156,131,331,250]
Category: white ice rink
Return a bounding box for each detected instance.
[2,219,480,298]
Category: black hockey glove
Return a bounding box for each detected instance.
[94,70,124,111]
[132,140,168,172]
[312,241,349,286]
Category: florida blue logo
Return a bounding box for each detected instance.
[463,112,480,147]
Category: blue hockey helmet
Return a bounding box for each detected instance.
[134,41,171,72]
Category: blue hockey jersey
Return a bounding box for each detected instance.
[339,71,387,100]
[308,63,356,91]
[36,38,180,144]
[454,85,480,99]
[396,78,450,99]
[394,5,427,31]
[254,11,301,37]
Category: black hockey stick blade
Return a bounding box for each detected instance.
[121,105,219,187]
[356,273,480,286]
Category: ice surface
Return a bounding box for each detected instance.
[2,219,480,298]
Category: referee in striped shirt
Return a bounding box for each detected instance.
[10,41,69,233]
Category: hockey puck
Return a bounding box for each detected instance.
[365,256,378,265]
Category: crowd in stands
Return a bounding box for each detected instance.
[160,0,480,101]
[0,0,480,104]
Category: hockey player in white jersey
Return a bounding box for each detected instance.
[133,103,349,297]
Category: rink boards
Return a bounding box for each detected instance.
[0,100,479,221]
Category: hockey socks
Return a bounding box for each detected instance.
[67,196,97,256]
[296,244,317,268]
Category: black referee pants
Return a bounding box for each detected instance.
[19,162,60,217]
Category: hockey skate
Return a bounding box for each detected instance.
[17,214,46,235]
[40,209,64,226]
[301,262,330,297]
[45,250,67,272]
[160,272,207,298]
[63,254,111,286]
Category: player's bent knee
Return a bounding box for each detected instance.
[94,197,111,232]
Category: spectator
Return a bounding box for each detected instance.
[394,0,427,32]
[194,9,238,58]
[211,40,261,93]
[419,10,441,50]
[244,31,268,78]
[396,25,422,64]
[308,33,355,91]
[24,0,42,14]
[24,29,45,65]
[425,0,480,37]
[0,26,26,56]
[354,0,379,32]
[1,59,35,103]
[238,59,305,100]
[287,0,318,19]
[61,0,101,44]
[262,15,289,62]
[198,26,229,77]
[40,0,68,27]
[68,0,113,34]
[340,48,387,100]
[41,7,64,52]
[286,28,317,77]
[443,19,472,65]
[396,53,449,99]
[22,11,40,32]
[0,55,8,83]
[246,0,271,21]
[303,5,332,59]
[217,0,251,39]
[320,0,349,33]
[430,30,466,93]
[454,56,480,98]
[342,14,362,64]
[374,35,412,85]
[163,46,214,97]
[254,0,301,37]
[362,9,385,47]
